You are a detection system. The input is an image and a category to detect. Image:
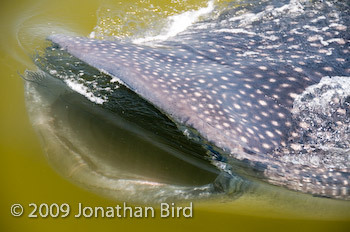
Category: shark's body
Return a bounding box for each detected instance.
[42,0,350,199]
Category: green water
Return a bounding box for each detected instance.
[0,0,349,231]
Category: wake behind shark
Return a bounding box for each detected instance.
[42,0,350,199]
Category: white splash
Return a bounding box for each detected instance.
[228,0,305,26]
[214,28,256,35]
[294,76,350,113]
[133,0,215,44]
[64,79,106,104]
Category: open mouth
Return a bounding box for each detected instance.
[24,45,249,203]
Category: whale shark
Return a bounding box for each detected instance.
[30,0,350,200]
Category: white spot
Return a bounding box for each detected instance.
[258,100,268,106]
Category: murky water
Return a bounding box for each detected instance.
[1,0,350,231]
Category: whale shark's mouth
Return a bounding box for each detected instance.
[24,46,249,203]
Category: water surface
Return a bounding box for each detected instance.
[1,0,350,231]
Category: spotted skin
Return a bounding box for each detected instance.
[47,0,350,199]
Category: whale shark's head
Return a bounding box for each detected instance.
[26,0,350,201]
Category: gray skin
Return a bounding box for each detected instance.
[46,0,350,199]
